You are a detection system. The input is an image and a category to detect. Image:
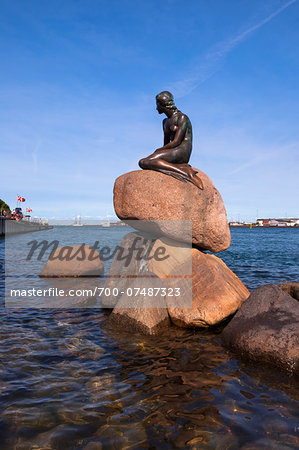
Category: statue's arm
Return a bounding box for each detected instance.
[160,115,187,150]
[163,118,169,146]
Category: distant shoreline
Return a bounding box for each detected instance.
[229,225,298,228]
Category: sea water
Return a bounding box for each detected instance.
[0,227,298,448]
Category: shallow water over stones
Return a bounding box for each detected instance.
[0,308,298,449]
[1,227,299,448]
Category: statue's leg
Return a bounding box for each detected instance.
[139,149,204,189]
[139,149,171,169]
[139,154,189,178]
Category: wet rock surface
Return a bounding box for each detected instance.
[222,284,299,376]
[109,277,170,335]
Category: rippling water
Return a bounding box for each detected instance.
[0,227,298,449]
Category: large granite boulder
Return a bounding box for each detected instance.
[166,247,249,327]
[101,231,191,308]
[113,169,231,252]
[102,232,248,328]
[40,244,104,277]
[222,285,299,376]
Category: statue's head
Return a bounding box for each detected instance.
[156,91,176,114]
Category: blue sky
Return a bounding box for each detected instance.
[0,0,298,221]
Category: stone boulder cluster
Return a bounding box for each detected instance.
[39,168,299,377]
[109,169,299,377]
[108,168,249,333]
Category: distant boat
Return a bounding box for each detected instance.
[72,215,83,226]
[99,220,110,227]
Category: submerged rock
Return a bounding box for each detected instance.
[113,169,231,252]
[222,284,299,376]
[40,244,104,277]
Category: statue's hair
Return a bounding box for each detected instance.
[156,91,176,110]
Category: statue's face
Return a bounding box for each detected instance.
[156,100,164,114]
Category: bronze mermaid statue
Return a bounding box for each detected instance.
[139,91,204,190]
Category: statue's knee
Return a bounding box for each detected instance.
[139,158,149,169]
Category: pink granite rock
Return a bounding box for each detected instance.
[167,247,249,327]
[113,169,230,252]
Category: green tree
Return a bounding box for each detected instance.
[0,199,11,214]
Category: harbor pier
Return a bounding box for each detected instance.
[0,217,53,236]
